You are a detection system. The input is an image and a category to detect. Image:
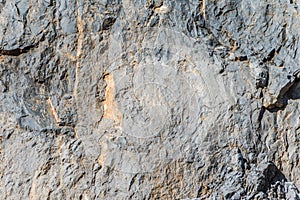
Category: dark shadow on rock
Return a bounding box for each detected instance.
[287,81,300,100]
[246,162,290,199]
[257,107,266,123]
[261,162,287,188]
[267,79,300,113]
[253,162,287,195]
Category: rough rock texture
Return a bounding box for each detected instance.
[1,0,300,199]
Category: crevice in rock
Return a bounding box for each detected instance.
[256,71,299,125]
[263,48,276,63]
[257,70,300,125]
[0,45,36,56]
[102,17,117,31]
[266,71,300,112]
[257,107,266,124]
[235,55,248,62]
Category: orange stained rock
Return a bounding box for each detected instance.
[102,73,122,126]
[47,98,59,124]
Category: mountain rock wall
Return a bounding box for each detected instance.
[1,0,300,199]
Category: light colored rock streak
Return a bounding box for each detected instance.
[74,0,83,105]
[102,73,122,126]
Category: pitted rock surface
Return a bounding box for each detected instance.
[1,0,300,199]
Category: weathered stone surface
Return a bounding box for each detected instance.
[1,0,300,199]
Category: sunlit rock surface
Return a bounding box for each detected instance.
[1,0,300,199]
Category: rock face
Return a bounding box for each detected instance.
[1,0,300,199]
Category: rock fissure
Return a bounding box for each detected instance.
[0,45,36,56]
[264,69,300,112]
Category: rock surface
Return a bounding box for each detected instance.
[1,0,300,199]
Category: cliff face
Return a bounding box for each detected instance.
[1,0,300,199]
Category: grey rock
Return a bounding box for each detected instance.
[1,0,300,199]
